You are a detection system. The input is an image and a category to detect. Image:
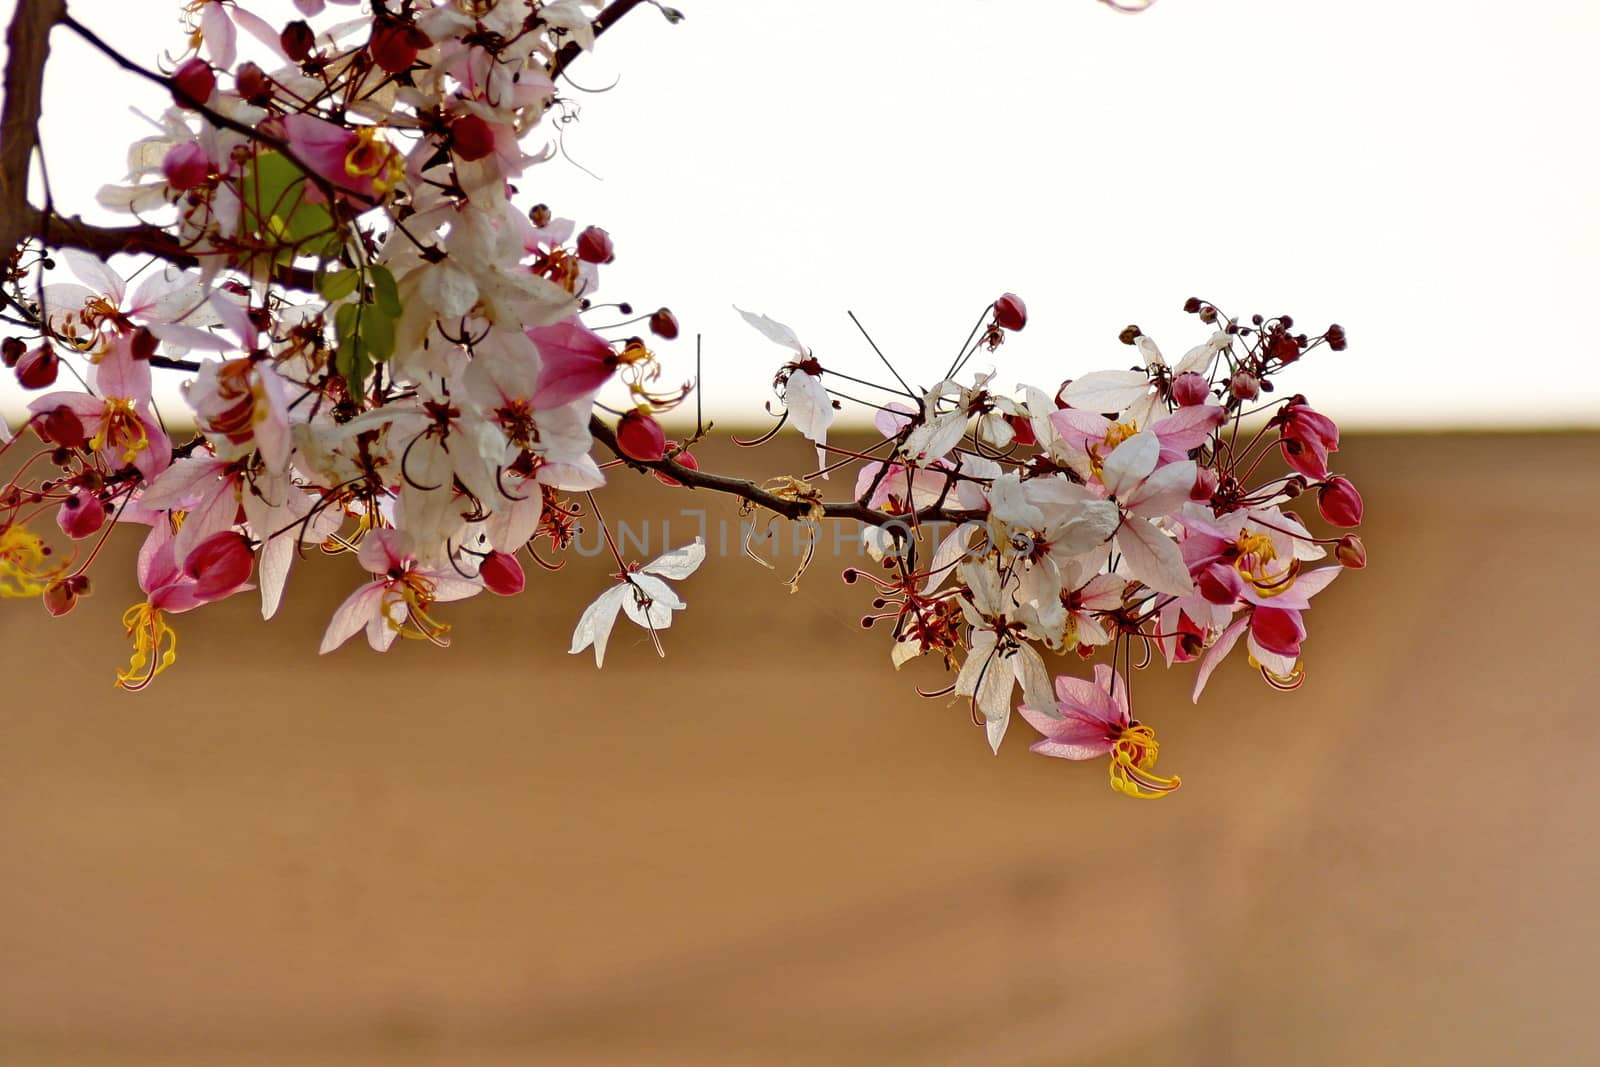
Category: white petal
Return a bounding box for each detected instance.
[1101,431,1160,499]
[1117,516,1195,597]
[643,538,706,580]
[1060,370,1150,413]
[569,585,627,667]
[735,306,805,355]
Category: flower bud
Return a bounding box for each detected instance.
[2,337,24,367]
[172,58,215,108]
[1171,371,1210,407]
[529,203,552,227]
[576,225,614,264]
[1267,329,1303,365]
[161,141,210,191]
[1228,370,1259,401]
[235,62,271,105]
[1198,305,1218,325]
[369,21,425,74]
[993,293,1027,332]
[1197,562,1243,605]
[1325,323,1347,351]
[183,530,254,599]
[479,550,526,596]
[57,491,106,540]
[615,410,666,462]
[15,346,58,389]
[1183,297,1203,314]
[649,307,680,340]
[1317,476,1363,527]
[281,19,315,62]
[1335,534,1367,569]
[1190,465,1219,502]
[653,445,699,487]
[1252,606,1305,657]
[36,405,85,449]
[450,113,495,161]
[42,580,77,618]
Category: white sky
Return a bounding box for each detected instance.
[3,0,1598,429]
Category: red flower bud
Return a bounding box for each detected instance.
[57,491,107,540]
[652,444,699,487]
[1190,465,1219,502]
[42,580,77,618]
[183,530,254,599]
[161,141,210,190]
[1228,371,1260,401]
[1197,561,1243,605]
[172,58,215,108]
[235,62,271,105]
[369,22,424,74]
[1316,476,1363,528]
[479,550,526,596]
[993,292,1027,332]
[1171,371,1210,407]
[450,113,495,161]
[1335,534,1367,569]
[1251,606,1305,657]
[15,346,58,389]
[615,410,666,462]
[576,225,614,264]
[1266,329,1302,365]
[281,20,315,62]
[2,337,24,367]
[36,405,86,449]
[649,307,680,340]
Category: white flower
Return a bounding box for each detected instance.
[570,539,706,666]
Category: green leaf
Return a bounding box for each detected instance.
[364,305,396,361]
[319,268,360,302]
[238,151,342,264]
[334,302,372,389]
[370,264,402,318]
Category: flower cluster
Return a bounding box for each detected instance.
[0,1,1363,797]
[751,298,1364,797]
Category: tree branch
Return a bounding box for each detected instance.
[587,414,983,531]
[0,0,67,258]
[550,0,650,81]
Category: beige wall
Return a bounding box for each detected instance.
[3,433,1598,1065]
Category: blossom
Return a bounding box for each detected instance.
[952,562,1054,753]
[1018,664,1181,799]
[320,529,483,654]
[28,334,171,481]
[738,307,833,471]
[570,539,706,666]
[116,520,252,691]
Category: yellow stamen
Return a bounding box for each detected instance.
[116,602,178,691]
[89,398,151,467]
[1089,419,1141,479]
[1108,723,1181,799]
[1232,530,1299,598]
[343,128,404,194]
[0,524,67,598]
[382,573,452,646]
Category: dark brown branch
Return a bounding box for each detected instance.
[587,414,983,531]
[0,0,66,257]
[549,0,651,81]
[36,209,318,291]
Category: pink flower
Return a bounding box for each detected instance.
[116,521,252,691]
[277,113,402,202]
[1017,664,1181,798]
[527,318,617,408]
[320,530,481,654]
[28,335,171,481]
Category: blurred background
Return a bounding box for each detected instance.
[4,0,1600,1063]
[4,430,1600,1066]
